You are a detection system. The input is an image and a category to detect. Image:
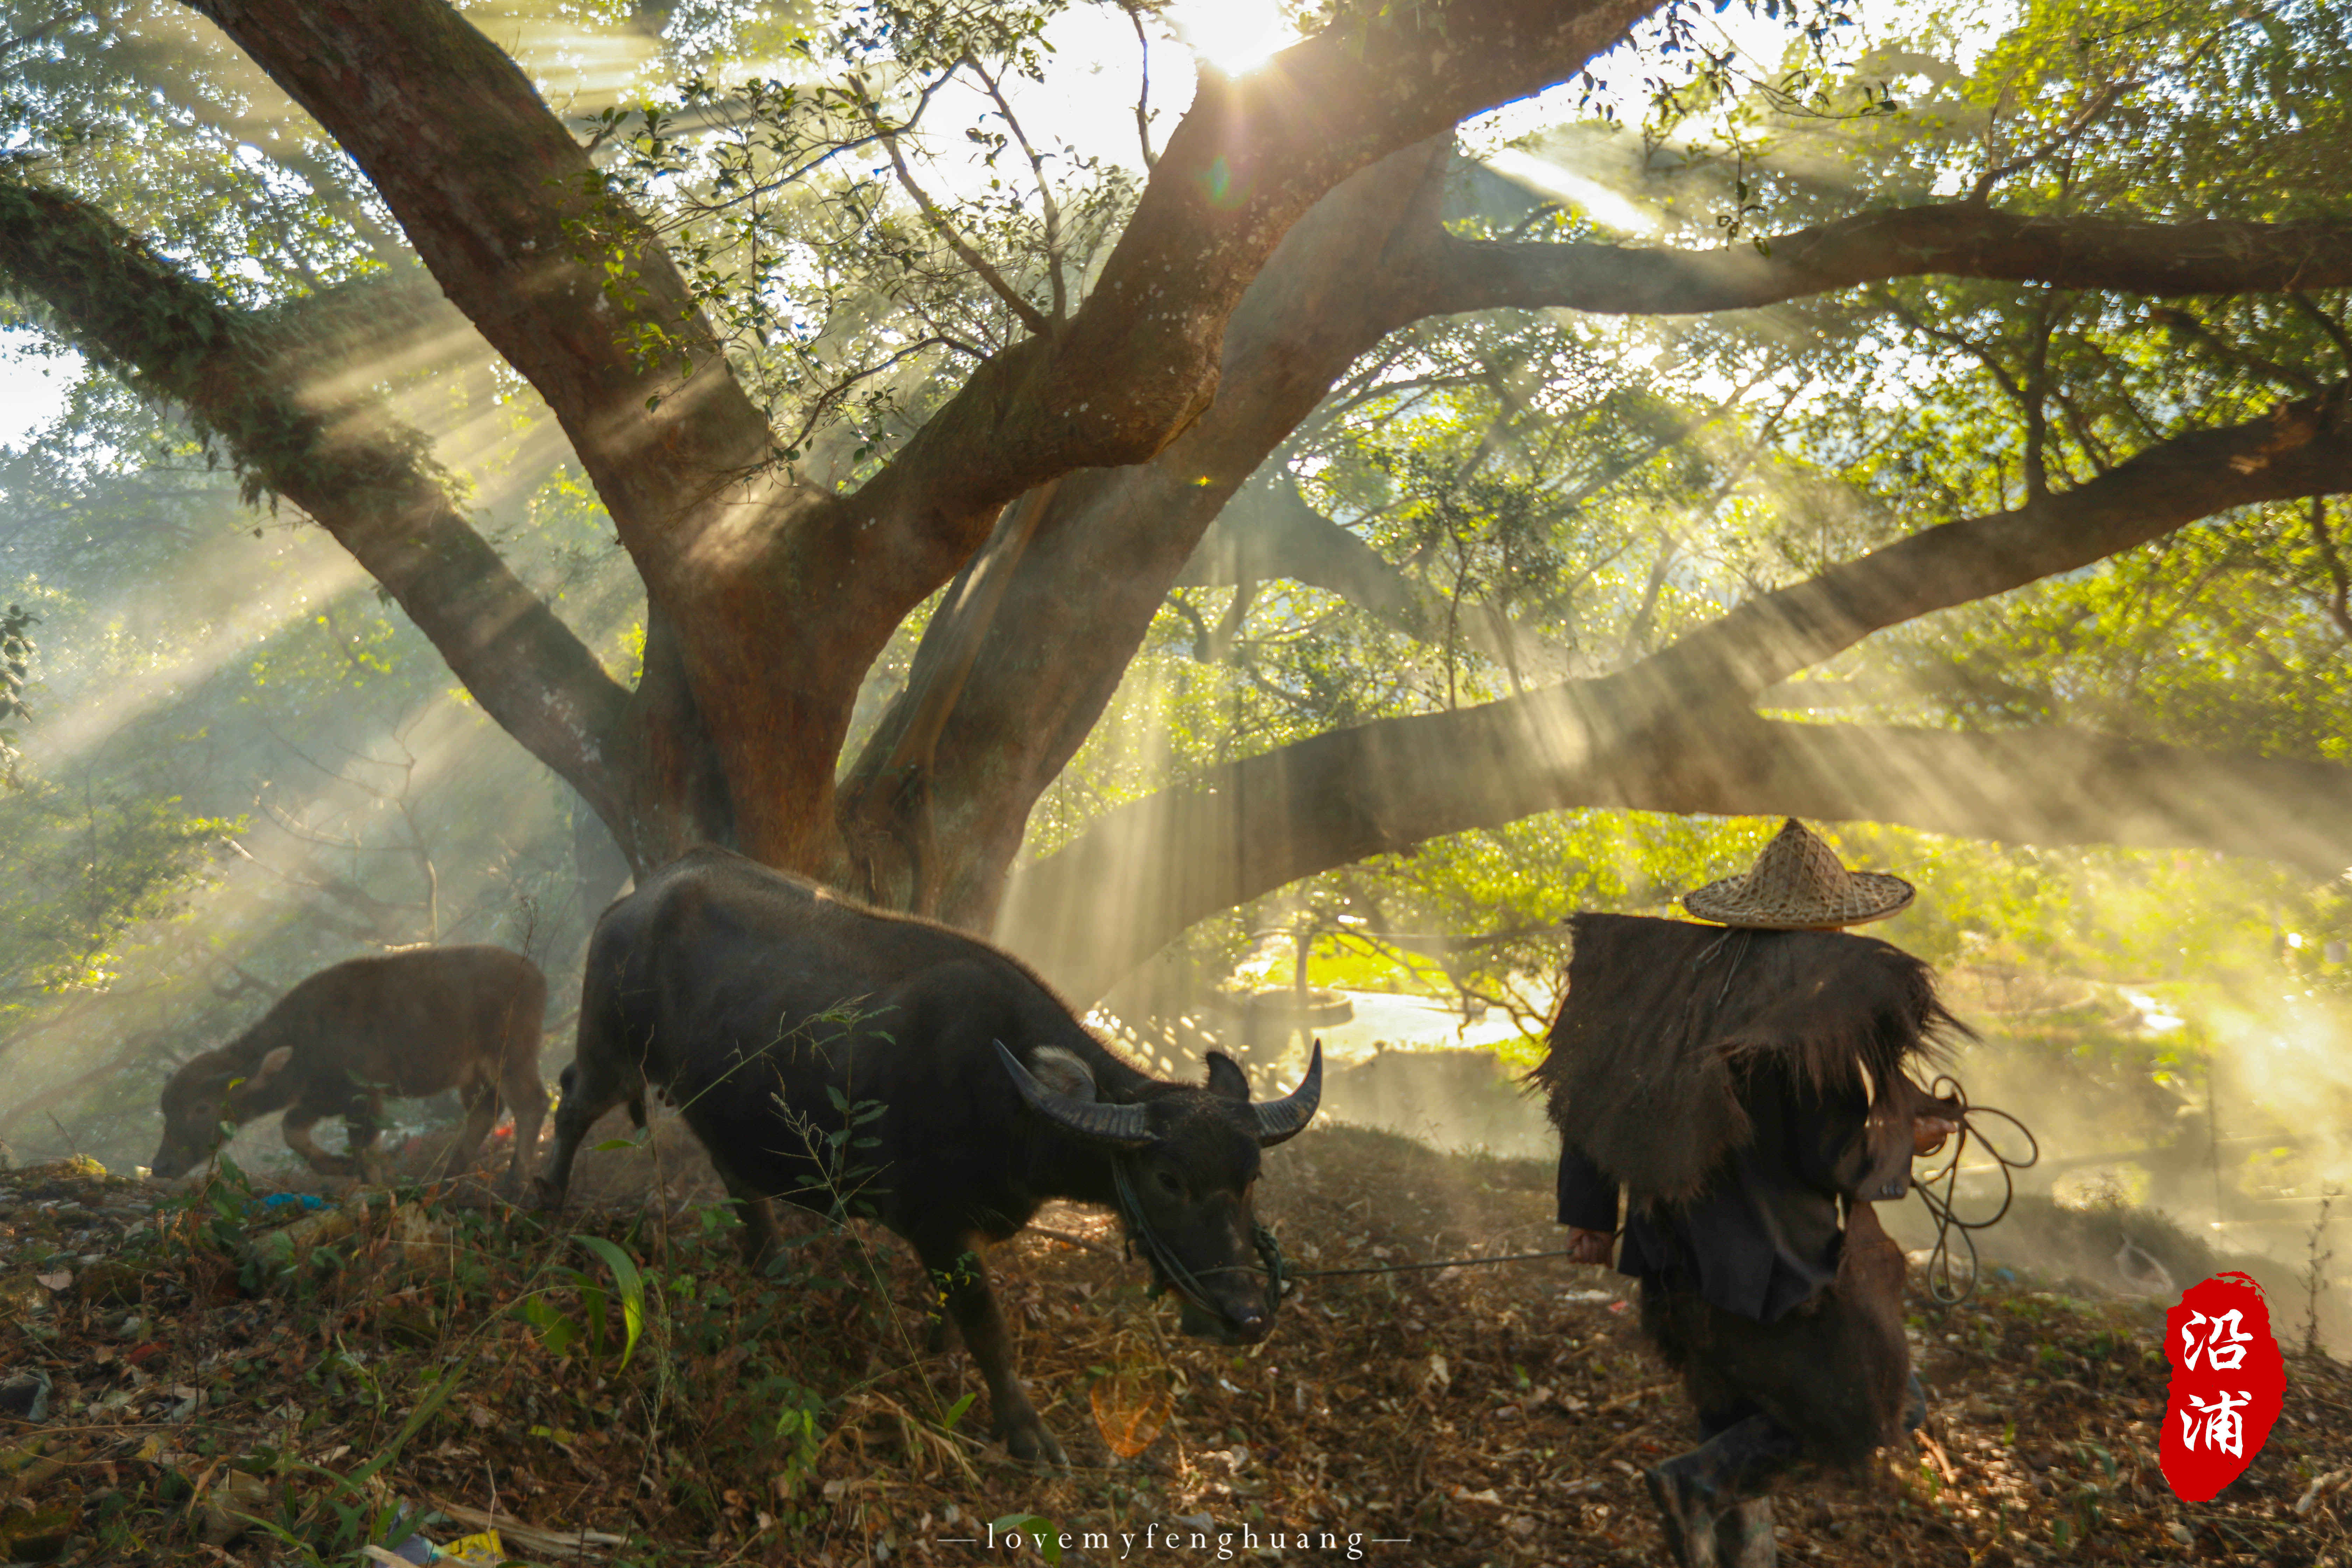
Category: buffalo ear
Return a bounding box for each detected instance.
[1028,1046,1100,1103]
[247,1046,295,1090]
[1204,1051,1251,1102]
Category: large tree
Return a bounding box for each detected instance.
[4,0,2350,1003]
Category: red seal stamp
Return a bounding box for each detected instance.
[2159,1272,2286,1502]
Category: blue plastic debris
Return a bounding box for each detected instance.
[259,1192,328,1212]
[381,1503,440,1563]
[385,1532,437,1564]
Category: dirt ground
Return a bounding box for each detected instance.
[1,1121,2347,1567]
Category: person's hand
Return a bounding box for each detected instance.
[1565,1226,1615,1267]
[1913,1115,1960,1158]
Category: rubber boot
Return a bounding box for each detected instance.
[1643,1465,1719,1568]
[1715,1497,1776,1568]
[1643,1416,1802,1568]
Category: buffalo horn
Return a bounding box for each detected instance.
[1251,1041,1324,1147]
[995,1042,1156,1148]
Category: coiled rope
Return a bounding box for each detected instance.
[1911,1074,2040,1306]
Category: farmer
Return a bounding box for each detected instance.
[1540,820,1966,1568]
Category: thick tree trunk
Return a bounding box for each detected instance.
[846,140,1463,927]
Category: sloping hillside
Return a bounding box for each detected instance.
[1,1127,2345,1566]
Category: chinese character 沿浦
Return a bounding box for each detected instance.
[2179,1389,2251,1457]
[2180,1308,2254,1372]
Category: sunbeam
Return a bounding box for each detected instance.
[1167,0,1297,76]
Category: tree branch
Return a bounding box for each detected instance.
[1002,704,2352,1001]
[0,174,635,829]
[861,71,1054,337]
[1639,381,2352,701]
[181,0,789,558]
[2308,497,2352,642]
[839,0,1662,588]
[1000,380,2352,994]
[1396,208,2352,325]
[1965,75,2141,204]
[965,56,1067,324]
[1176,483,1582,678]
[1125,3,1160,173]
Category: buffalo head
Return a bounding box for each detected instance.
[997,1040,1322,1344]
[150,1046,296,1179]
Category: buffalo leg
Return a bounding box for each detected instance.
[918,1233,1066,1466]
[346,1091,391,1184]
[532,1055,642,1210]
[1715,1497,1776,1568]
[281,1109,356,1177]
[498,1056,551,1196]
[439,1080,502,1183]
[700,1143,782,1270]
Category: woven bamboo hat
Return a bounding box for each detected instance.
[1681,819,1914,930]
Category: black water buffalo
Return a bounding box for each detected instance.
[533,847,1322,1463]
[152,945,549,1190]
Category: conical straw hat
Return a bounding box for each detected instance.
[1681,819,1914,930]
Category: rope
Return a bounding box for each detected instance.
[1104,1160,1589,1307]
[1110,1160,1287,1324]
[1283,1246,1594,1280]
[1911,1074,2040,1307]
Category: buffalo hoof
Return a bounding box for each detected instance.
[1001,1417,1069,1468]
[524,1176,566,1213]
[1644,1463,1721,1568]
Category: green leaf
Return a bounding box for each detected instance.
[515,1296,581,1357]
[345,1367,461,1488]
[990,1514,1062,1564]
[575,1235,648,1370]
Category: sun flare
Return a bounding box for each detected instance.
[1167,0,1296,75]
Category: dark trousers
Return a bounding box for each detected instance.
[1640,1200,1913,1469]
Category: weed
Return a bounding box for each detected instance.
[2302,1188,2336,1357]
[238,1367,460,1565]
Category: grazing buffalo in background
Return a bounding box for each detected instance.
[152,945,549,1191]
[532,846,1323,1464]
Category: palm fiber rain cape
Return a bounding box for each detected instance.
[1535,913,1969,1205]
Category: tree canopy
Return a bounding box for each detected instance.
[1,0,2349,1040]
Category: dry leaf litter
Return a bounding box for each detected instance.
[0,1119,2346,1567]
